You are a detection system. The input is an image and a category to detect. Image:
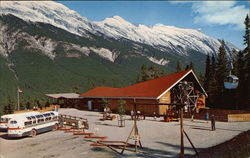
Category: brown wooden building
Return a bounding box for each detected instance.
[45,93,81,108]
[79,70,207,115]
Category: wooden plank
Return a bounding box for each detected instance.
[91,143,108,146]
[97,140,125,144]
[64,130,82,133]
[73,132,93,136]
[59,128,72,131]
[84,136,107,140]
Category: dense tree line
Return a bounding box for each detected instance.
[2,95,52,114]
[204,15,250,109]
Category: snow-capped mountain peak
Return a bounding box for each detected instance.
[0,1,93,36]
[105,16,130,23]
[1,1,238,57]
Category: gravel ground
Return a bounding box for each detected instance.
[1,108,250,158]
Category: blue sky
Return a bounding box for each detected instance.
[59,1,249,49]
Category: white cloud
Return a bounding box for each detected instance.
[172,1,249,30]
[192,1,236,13]
[192,1,249,30]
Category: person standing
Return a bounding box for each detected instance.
[137,111,141,120]
[205,112,209,123]
[153,112,157,120]
[103,107,107,120]
[211,114,216,131]
[130,110,134,120]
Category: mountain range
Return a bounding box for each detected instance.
[0,1,239,110]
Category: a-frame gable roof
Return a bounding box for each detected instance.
[157,69,207,99]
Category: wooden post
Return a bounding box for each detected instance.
[121,102,142,154]
[134,103,138,152]
[180,108,184,158]
[183,130,199,156]
[17,89,20,111]
[121,122,135,154]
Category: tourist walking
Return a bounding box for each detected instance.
[211,114,216,131]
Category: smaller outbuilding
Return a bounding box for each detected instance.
[45,93,81,108]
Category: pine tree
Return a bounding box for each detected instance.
[243,14,250,108]
[237,14,250,109]
[243,51,250,109]
[71,85,80,94]
[100,98,110,110]
[26,101,31,110]
[87,78,96,90]
[5,96,15,114]
[207,54,218,107]
[211,54,216,71]
[20,102,25,110]
[136,65,147,83]
[3,105,9,114]
[235,51,244,78]
[35,99,42,109]
[147,66,164,79]
[216,40,228,100]
[243,14,250,49]
[176,60,182,72]
[45,100,50,107]
[208,75,218,107]
[189,61,194,70]
[136,65,164,83]
[185,65,189,70]
[245,52,250,108]
[236,50,245,109]
[204,54,211,91]
[118,100,126,116]
[232,49,239,75]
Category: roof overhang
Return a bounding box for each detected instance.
[80,96,157,100]
[45,93,80,99]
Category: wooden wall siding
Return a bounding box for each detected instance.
[158,91,171,115]
[108,99,159,115]
[228,114,250,122]
[80,98,160,115]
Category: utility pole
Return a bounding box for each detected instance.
[17,88,20,111]
[17,87,22,111]
[180,108,184,158]
[178,81,187,158]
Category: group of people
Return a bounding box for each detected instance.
[130,110,145,120]
[130,110,216,131]
[103,107,111,120]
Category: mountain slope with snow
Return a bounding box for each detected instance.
[93,16,222,55]
[0,1,238,56]
[0,1,238,106]
[0,1,93,36]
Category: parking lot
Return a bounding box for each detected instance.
[1,108,250,158]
